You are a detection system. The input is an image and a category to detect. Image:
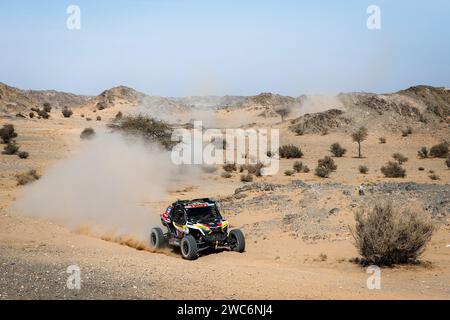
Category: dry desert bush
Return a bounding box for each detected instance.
[221,172,232,179]
[80,127,96,140]
[43,102,52,113]
[315,156,337,178]
[358,165,369,174]
[401,126,413,137]
[17,151,29,159]
[284,169,294,176]
[330,142,346,157]
[0,124,18,143]
[279,144,303,159]
[293,161,303,173]
[381,161,406,178]
[429,142,449,158]
[393,153,408,164]
[351,202,434,266]
[417,147,429,159]
[2,141,19,155]
[62,107,73,118]
[16,169,40,186]
[240,173,254,182]
[223,163,237,172]
[429,174,440,181]
[110,115,174,149]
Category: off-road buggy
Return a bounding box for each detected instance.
[150,198,245,260]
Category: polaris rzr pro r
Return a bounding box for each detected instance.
[150,198,245,260]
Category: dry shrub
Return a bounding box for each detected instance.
[240,173,254,182]
[318,156,337,171]
[401,127,412,137]
[0,124,18,143]
[43,102,52,113]
[279,144,303,159]
[16,169,40,186]
[351,202,434,266]
[221,172,232,179]
[417,147,428,159]
[381,161,406,178]
[429,142,449,158]
[115,111,123,121]
[293,161,303,173]
[358,165,369,174]
[223,163,237,172]
[293,161,309,173]
[245,162,264,176]
[80,127,95,140]
[429,174,439,181]
[315,165,330,178]
[37,109,50,119]
[379,137,386,144]
[284,170,294,176]
[2,141,19,155]
[330,142,346,157]
[61,107,73,118]
[110,115,174,149]
[315,156,337,178]
[418,167,425,171]
[393,153,408,164]
[18,151,29,159]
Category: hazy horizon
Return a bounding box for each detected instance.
[1,1,449,97]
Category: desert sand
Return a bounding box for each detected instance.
[0,84,449,299]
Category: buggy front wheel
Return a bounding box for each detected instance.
[181,235,198,260]
[229,229,245,253]
[150,227,165,249]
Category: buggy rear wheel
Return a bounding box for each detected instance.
[150,227,165,249]
[229,229,245,252]
[181,235,198,260]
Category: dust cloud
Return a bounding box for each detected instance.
[13,131,174,243]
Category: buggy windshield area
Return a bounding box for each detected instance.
[185,205,221,222]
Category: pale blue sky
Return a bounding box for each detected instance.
[1,0,449,96]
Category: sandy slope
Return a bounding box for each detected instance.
[0,105,449,299]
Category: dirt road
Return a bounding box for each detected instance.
[1,110,449,300]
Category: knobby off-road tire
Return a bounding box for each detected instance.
[229,229,245,253]
[181,235,198,260]
[150,227,165,249]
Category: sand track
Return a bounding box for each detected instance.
[1,106,449,299]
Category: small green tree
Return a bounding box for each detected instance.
[351,127,368,158]
[274,106,291,122]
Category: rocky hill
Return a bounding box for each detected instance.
[24,90,91,110]
[290,86,450,134]
[0,83,36,115]
[0,82,91,115]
